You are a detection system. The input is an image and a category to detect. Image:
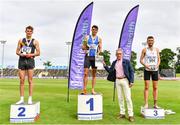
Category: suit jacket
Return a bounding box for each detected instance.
[104,59,134,84]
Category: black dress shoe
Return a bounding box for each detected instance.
[117,114,126,119]
[128,116,135,122]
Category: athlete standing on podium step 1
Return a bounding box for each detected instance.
[81,25,102,94]
[16,26,40,104]
[140,36,161,109]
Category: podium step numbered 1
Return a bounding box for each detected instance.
[141,106,165,119]
[78,94,103,120]
[10,102,40,123]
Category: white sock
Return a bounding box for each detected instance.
[20,96,24,101]
[16,96,24,104]
[28,96,33,104]
[28,96,32,100]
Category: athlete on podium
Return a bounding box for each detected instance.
[16,26,40,104]
[81,25,102,94]
[140,36,161,109]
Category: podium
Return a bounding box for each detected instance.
[78,94,103,120]
[10,102,40,123]
[141,106,165,119]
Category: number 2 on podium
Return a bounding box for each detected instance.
[18,107,26,117]
[86,98,94,111]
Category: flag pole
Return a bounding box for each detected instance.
[113,82,116,102]
[67,2,93,102]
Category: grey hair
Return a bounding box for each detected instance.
[116,48,123,54]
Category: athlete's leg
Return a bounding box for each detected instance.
[92,68,97,94]
[27,69,33,96]
[152,80,158,108]
[82,68,89,94]
[82,56,90,94]
[16,69,26,104]
[144,70,150,108]
[152,71,159,108]
[27,69,34,104]
[144,80,150,108]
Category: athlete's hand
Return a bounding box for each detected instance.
[25,54,33,58]
[102,61,106,66]
[20,53,26,57]
[155,65,159,69]
[84,50,88,54]
[145,64,150,70]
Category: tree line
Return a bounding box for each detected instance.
[43,47,180,73]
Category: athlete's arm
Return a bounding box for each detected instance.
[98,37,102,53]
[140,48,150,69]
[34,40,40,56]
[16,39,25,57]
[140,48,146,66]
[156,48,161,68]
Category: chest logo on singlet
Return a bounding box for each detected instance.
[145,48,158,71]
[21,46,32,54]
[87,35,98,56]
[147,56,156,63]
[21,39,33,54]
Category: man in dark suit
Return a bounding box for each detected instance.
[103,48,135,122]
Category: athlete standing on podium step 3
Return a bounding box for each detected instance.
[81,25,102,94]
[16,26,40,104]
[140,36,161,109]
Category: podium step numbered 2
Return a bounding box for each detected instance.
[10,101,40,123]
[78,94,103,120]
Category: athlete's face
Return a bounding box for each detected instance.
[25,29,33,37]
[91,27,98,36]
[147,38,154,48]
[116,50,123,60]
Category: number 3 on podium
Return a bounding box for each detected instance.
[154,110,158,116]
[18,107,26,117]
[86,98,94,111]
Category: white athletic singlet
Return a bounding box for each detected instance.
[144,47,158,71]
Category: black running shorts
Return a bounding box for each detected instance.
[84,56,97,69]
[144,69,159,81]
[18,57,35,70]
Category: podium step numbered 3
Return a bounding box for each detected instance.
[78,94,103,120]
[141,106,165,119]
[10,101,40,123]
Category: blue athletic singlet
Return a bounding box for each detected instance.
[87,35,99,57]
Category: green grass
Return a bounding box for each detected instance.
[176,73,180,77]
[0,78,180,124]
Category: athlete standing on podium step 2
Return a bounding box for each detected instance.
[81,25,102,94]
[16,26,40,104]
[140,36,161,109]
